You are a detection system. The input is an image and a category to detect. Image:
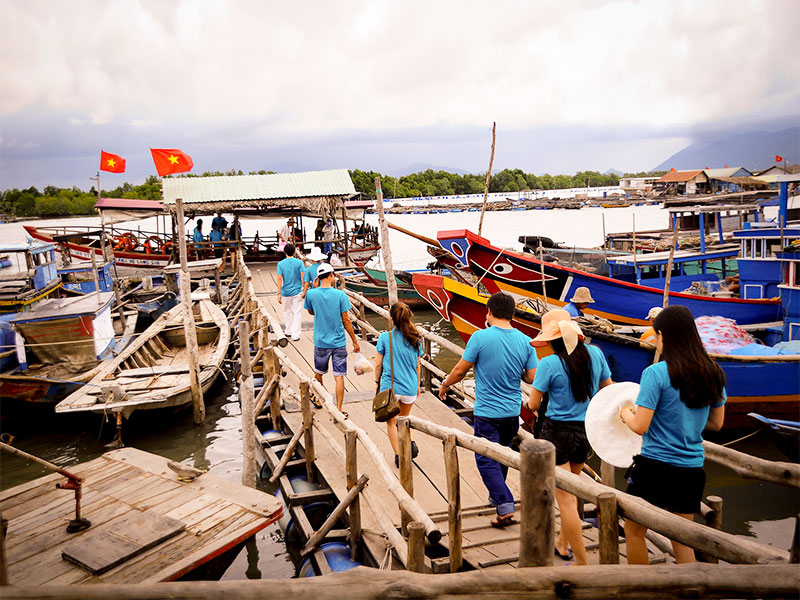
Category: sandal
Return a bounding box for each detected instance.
[490,515,518,528]
[411,441,419,459]
[341,411,349,419]
[554,547,573,560]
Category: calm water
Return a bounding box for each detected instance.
[0,206,796,578]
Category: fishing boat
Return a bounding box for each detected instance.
[0,292,138,406]
[342,267,428,308]
[748,413,799,462]
[435,229,782,326]
[55,294,229,418]
[58,260,116,295]
[412,273,800,428]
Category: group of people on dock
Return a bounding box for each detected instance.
[191,212,241,260]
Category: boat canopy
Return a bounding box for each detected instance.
[95,198,165,224]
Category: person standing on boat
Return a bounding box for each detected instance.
[439,292,538,527]
[304,263,361,413]
[639,306,662,343]
[528,309,613,565]
[208,222,224,259]
[374,302,424,468]
[564,287,594,317]
[212,212,228,234]
[277,243,305,341]
[192,219,206,258]
[302,246,327,297]
[620,305,726,565]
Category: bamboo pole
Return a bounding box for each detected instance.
[174,197,204,423]
[477,122,496,236]
[301,474,369,556]
[406,521,426,573]
[238,321,257,488]
[345,430,361,558]
[405,416,788,564]
[301,381,316,482]
[267,426,304,484]
[266,347,281,428]
[597,492,620,564]
[341,206,351,266]
[387,221,440,247]
[662,222,680,308]
[375,177,398,306]
[443,434,462,573]
[518,438,554,567]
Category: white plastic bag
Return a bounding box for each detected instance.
[352,352,373,375]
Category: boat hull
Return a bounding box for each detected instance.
[412,273,800,429]
[436,229,782,326]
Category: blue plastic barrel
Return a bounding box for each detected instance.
[298,542,361,577]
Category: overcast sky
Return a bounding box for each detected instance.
[1,0,798,190]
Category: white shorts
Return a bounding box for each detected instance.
[397,394,417,405]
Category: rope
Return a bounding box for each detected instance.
[721,428,762,447]
[472,248,505,289]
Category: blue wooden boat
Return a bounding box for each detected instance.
[435,228,782,326]
[748,413,799,462]
[59,260,115,295]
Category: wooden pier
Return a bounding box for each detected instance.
[0,447,282,585]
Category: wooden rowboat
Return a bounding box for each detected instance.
[55,296,230,417]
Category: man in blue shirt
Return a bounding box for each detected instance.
[564,286,594,317]
[276,243,305,341]
[304,263,360,413]
[440,292,538,526]
[192,219,205,258]
[302,246,327,297]
[208,222,224,259]
[211,212,228,234]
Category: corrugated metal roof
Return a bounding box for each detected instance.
[704,167,750,179]
[657,170,705,183]
[161,169,356,205]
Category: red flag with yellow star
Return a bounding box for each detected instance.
[150,148,194,176]
[100,150,126,173]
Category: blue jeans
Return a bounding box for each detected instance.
[473,416,519,516]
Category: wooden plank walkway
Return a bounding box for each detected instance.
[250,264,666,571]
[0,447,283,585]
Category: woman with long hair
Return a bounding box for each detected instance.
[621,305,726,564]
[528,309,613,565]
[374,302,424,467]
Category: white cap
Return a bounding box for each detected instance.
[646,306,662,320]
[316,263,334,278]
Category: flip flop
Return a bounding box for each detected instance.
[490,515,518,528]
[554,547,574,560]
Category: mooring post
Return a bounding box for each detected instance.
[374,176,399,306]
[174,196,205,423]
[791,513,800,564]
[701,495,724,564]
[358,303,368,342]
[423,338,432,392]
[300,381,316,482]
[398,417,414,535]
[518,438,555,567]
[265,346,281,429]
[443,434,462,573]
[239,321,257,488]
[345,430,362,560]
[597,492,620,564]
[0,510,8,586]
[406,521,426,573]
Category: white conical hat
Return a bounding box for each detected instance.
[585,382,642,468]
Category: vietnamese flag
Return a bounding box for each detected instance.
[100,150,125,173]
[150,148,194,176]
[776,155,784,162]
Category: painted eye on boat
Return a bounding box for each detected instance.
[493,263,513,274]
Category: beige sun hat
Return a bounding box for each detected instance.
[531,308,584,353]
[584,382,642,468]
[646,306,662,320]
[569,287,595,303]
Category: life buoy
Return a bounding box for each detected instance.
[113,233,136,252]
[144,235,162,255]
[160,240,174,255]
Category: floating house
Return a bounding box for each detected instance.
[655,169,709,195]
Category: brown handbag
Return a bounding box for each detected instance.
[373,329,400,422]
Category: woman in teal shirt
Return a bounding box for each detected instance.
[374,302,424,467]
[621,305,726,564]
[529,308,612,565]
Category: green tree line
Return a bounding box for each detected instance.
[1,168,659,217]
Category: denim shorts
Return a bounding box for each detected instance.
[313,345,348,376]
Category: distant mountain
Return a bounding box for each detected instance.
[604,168,623,176]
[387,162,473,177]
[653,127,799,172]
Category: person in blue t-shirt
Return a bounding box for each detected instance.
[564,286,594,318]
[304,263,360,413]
[208,222,224,259]
[276,243,305,341]
[211,212,228,234]
[374,302,425,467]
[621,305,726,565]
[302,246,327,297]
[440,292,538,527]
[529,309,613,565]
[192,219,206,258]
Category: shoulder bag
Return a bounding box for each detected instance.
[373,329,400,422]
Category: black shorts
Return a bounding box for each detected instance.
[214,248,224,259]
[626,454,705,514]
[539,417,591,466]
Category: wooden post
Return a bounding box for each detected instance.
[300,381,316,482]
[358,303,368,341]
[301,474,369,556]
[600,460,616,488]
[662,222,680,308]
[214,266,222,304]
[443,434,462,573]
[340,206,351,266]
[477,122,496,237]
[374,176,398,306]
[406,521,426,573]
[398,417,414,535]
[266,346,281,429]
[597,492,620,564]
[0,511,8,586]
[518,438,555,567]
[791,514,800,564]
[701,495,723,564]
[422,338,432,392]
[345,430,362,560]
[239,321,257,488]
[175,197,205,424]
